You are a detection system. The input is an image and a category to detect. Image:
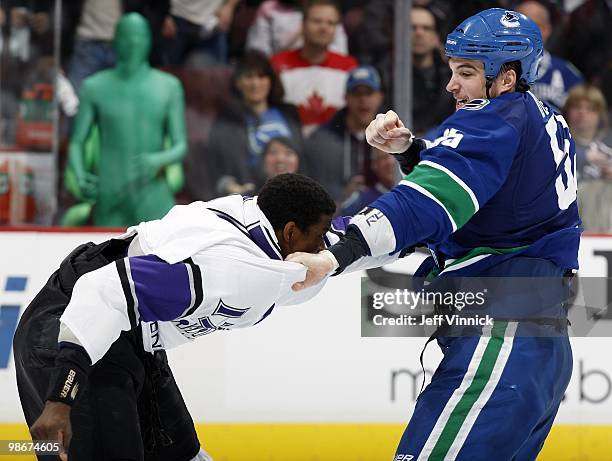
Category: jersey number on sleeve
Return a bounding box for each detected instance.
[545,113,577,210]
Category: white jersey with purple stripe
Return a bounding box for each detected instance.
[59,196,397,363]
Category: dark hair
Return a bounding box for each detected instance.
[303,0,341,21]
[258,174,336,231]
[412,5,440,35]
[279,0,302,6]
[262,136,301,158]
[233,49,285,106]
[499,61,530,92]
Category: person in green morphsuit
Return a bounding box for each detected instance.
[67,12,187,227]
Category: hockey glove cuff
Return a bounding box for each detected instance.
[45,343,91,406]
[328,225,370,273]
[391,138,427,175]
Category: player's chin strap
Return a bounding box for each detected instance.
[485,77,494,99]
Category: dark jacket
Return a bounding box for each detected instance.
[192,99,303,200]
[412,50,455,136]
[304,108,377,202]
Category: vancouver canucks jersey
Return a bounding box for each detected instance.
[352,91,581,277]
[532,51,583,112]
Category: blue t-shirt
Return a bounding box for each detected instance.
[246,108,292,167]
[531,51,583,113]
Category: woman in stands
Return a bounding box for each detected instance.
[205,50,303,197]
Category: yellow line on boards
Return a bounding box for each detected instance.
[0,424,610,460]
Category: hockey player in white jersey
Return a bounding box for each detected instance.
[14,174,402,460]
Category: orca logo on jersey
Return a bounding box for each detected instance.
[500,11,520,28]
[461,99,490,111]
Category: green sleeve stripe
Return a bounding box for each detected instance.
[405,163,477,228]
[420,160,479,212]
[400,180,458,232]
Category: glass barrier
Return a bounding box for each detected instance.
[0,1,608,231]
[0,0,59,225]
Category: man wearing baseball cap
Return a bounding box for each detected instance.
[305,65,385,203]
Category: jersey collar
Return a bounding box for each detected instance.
[243,196,283,260]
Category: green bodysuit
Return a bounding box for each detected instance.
[67,13,186,226]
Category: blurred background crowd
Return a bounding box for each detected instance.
[0,0,610,230]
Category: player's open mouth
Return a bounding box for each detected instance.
[455,98,468,110]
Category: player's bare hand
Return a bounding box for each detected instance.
[286,251,336,291]
[30,401,72,460]
[365,110,413,153]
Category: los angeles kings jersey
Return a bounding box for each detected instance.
[59,195,398,364]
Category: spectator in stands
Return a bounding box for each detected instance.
[304,65,383,202]
[564,84,612,232]
[340,148,399,216]
[271,0,357,135]
[246,0,348,56]
[255,136,301,189]
[349,0,393,104]
[562,0,611,86]
[350,2,454,129]
[413,0,454,39]
[564,85,611,180]
[65,0,169,92]
[205,50,303,198]
[160,0,240,67]
[65,0,122,92]
[66,13,187,227]
[516,0,583,112]
[411,5,454,136]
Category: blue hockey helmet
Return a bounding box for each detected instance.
[445,8,543,85]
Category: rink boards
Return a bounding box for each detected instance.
[0,229,611,460]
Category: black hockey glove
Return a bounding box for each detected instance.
[391,138,427,175]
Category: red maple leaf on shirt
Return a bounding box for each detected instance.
[300,90,337,126]
[306,91,326,115]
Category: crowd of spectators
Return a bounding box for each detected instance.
[0,0,610,230]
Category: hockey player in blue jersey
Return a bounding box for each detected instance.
[289,8,580,461]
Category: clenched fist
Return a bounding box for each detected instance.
[365,110,413,153]
[30,401,71,461]
[286,250,337,291]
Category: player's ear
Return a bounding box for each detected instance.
[503,68,517,91]
[282,221,298,246]
[276,221,297,257]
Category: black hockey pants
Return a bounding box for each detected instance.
[13,239,201,461]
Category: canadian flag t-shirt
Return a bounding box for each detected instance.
[271,49,357,134]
